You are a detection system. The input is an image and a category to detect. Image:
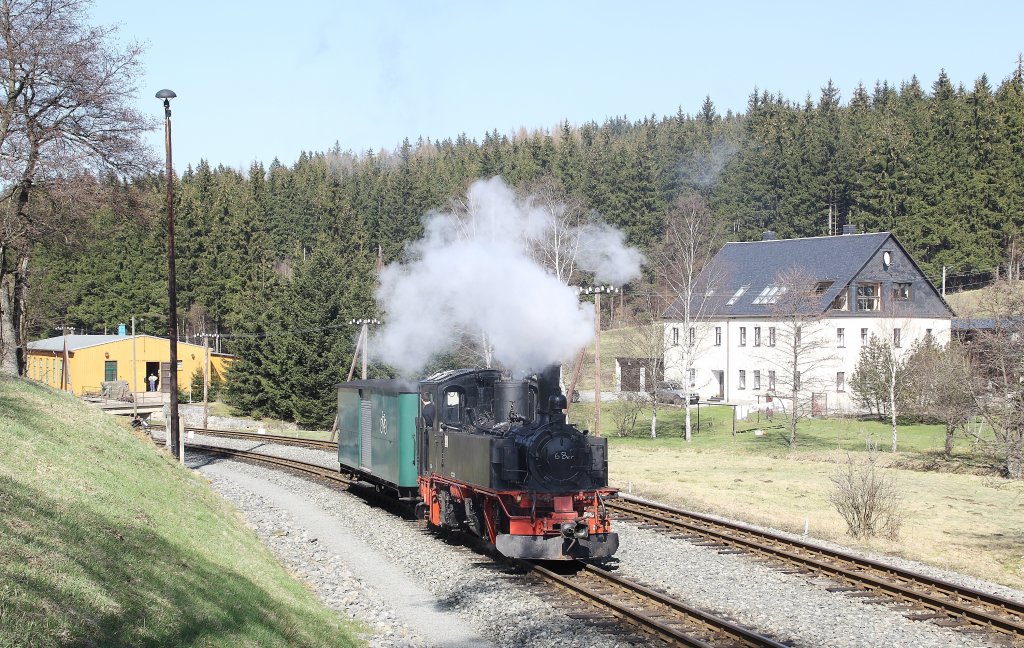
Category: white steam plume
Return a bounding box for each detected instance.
[372,177,644,376]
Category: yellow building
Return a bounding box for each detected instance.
[26,334,232,397]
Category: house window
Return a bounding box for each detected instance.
[738,370,746,389]
[727,286,749,305]
[837,328,845,348]
[689,368,695,387]
[689,327,695,346]
[104,361,117,382]
[715,327,721,346]
[893,328,901,348]
[856,283,881,311]
[768,370,776,391]
[672,327,679,346]
[753,370,761,390]
[837,371,846,392]
[768,327,776,347]
[739,327,747,346]
[831,290,849,311]
[754,327,761,346]
[893,282,911,301]
[861,328,868,344]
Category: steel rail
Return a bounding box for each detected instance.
[184,440,785,646]
[526,561,790,647]
[610,495,1024,637]
[188,427,336,451]
[185,442,349,484]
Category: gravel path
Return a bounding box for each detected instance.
[166,431,1022,647]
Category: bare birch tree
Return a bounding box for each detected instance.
[963,280,1024,479]
[616,291,668,438]
[0,0,154,374]
[657,193,724,441]
[763,267,837,449]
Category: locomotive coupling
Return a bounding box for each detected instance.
[560,518,589,540]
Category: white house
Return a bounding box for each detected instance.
[662,230,954,413]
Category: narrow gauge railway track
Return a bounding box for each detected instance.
[153,425,336,451]
[609,495,1024,640]
[522,561,789,647]
[183,440,786,647]
[184,442,349,483]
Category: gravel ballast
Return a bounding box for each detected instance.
[169,432,1020,647]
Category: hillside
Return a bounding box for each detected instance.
[0,376,360,648]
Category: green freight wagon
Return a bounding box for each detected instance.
[336,379,420,495]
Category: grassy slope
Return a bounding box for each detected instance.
[0,376,362,648]
[596,404,1024,589]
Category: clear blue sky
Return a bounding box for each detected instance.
[92,0,1024,172]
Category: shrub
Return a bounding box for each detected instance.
[828,447,904,540]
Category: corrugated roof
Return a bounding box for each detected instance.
[28,334,128,352]
[664,232,891,318]
[28,334,235,356]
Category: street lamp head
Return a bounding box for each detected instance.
[155,89,177,100]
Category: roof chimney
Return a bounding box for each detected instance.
[762,231,776,241]
[841,224,857,235]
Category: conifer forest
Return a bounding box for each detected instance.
[27,63,1024,427]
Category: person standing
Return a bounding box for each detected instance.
[148,373,158,392]
[420,393,435,428]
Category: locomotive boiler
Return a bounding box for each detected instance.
[336,367,618,560]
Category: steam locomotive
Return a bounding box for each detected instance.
[336,367,618,560]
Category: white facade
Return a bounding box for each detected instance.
[664,316,952,413]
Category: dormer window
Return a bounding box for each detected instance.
[815,281,834,294]
[831,289,849,311]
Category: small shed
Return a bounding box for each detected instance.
[615,357,663,392]
[26,334,233,397]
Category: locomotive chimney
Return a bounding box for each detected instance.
[537,364,563,413]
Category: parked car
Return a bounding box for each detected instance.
[655,381,699,405]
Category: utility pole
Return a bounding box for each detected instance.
[202,333,210,430]
[942,266,946,296]
[131,317,138,416]
[348,318,381,380]
[579,285,618,437]
[55,325,74,393]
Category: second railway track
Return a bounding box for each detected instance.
[609,495,1024,641]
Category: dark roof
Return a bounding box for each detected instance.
[665,233,890,318]
[952,317,1024,331]
[663,232,949,319]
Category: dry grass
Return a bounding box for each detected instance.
[609,443,1024,589]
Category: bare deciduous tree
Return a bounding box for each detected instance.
[657,193,724,441]
[904,337,975,458]
[617,291,667,438]
[763,267,837,449]
[0,0,154,374]
[963,280,1024,479]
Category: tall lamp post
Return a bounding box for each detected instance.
[156,88,182,463]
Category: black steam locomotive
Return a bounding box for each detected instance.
[336,367,618,560]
